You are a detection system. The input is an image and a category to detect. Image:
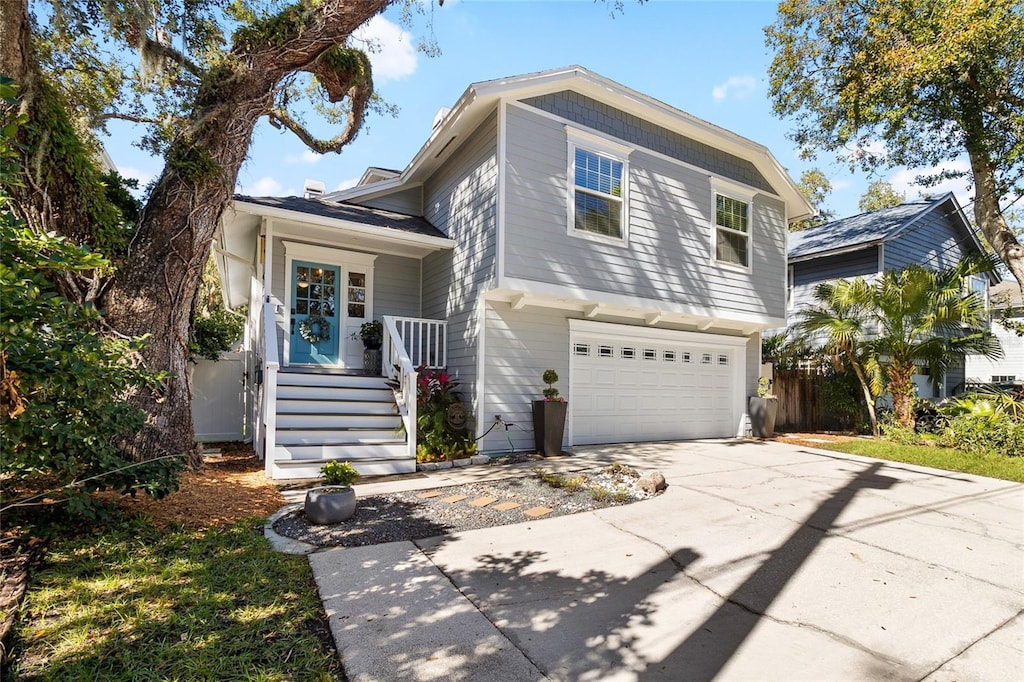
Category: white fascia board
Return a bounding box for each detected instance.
[494,277,786,328]
[324,177,417,203]
[231,200,454,251]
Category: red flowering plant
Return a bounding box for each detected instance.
[402,365,476,462]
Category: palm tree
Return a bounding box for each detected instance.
[798,278,881,435]
[798,256,1002,434]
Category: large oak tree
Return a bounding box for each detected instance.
[1,0,403,466]
[766,0,1024,295]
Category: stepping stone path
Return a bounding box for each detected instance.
[416,490,551,518]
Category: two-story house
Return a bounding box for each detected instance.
[214,66,813,478]
[786,193,996,399]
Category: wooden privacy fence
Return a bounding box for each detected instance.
[774,369,826,432]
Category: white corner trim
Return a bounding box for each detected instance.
[496,98,508,289]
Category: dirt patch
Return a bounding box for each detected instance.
[115,443,285,530]
[775,432,861,448]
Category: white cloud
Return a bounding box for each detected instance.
[244,176,285,196]
[285,150,322,165]
[351,16,417,83]
[335,177,361,192]
[831,179,853,191]
[120,166,155,186]
[712,75,757,103]
[889,159,973,209]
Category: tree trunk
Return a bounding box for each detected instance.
[848,358,879,437]
[888,363,916,430]
[4,0,395,467]
[967,141,1024,300]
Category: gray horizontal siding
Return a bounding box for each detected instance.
[502,103,788,320]
[421,112,499,411]
[352,186,422,215]
[789,247,879,318]
[884,209,971,272]
[268,237,421,359]
[522,90,774,193]
[966,318,1024,383]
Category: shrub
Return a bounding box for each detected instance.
[319,460,359,487]
[1,83,180,521]
[938,411,1024,458]
[412,367,476,461]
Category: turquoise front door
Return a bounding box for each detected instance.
[290,260,340,366]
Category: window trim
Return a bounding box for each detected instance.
[710,177,755,272]
[566,127,632,246]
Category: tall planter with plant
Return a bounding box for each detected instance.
[353,320,384,374]
[748,377,778,438]
[532,369,567,456]
[303,461,360,525]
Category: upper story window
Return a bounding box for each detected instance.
[567,127,631,244]
[715,193,750,267]
[965,274,988,308]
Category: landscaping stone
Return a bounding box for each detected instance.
[638,471,667,493]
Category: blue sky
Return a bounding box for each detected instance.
[103,0,972,221]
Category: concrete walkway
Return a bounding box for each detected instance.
[305,440,1024,681]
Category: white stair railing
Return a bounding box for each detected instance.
[383,316,447,370]
[382,316,423,461]
[260,300,279,478]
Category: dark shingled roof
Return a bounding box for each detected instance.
[789,196,947,260]
[234,195,447,239]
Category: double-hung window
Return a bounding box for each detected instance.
[711,179,755,269]
[568,128,630,243]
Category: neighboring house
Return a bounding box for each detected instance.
[965,280,1024,387]
[213,66,813,479]
[787,193,996,399]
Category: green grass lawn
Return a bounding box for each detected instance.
[9,518,342,681]
[815,439,1024,483]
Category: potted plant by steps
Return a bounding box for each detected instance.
[748,377,778,439]
[353,320,384,375]
[532,369,567,456]
[304,461,360,525]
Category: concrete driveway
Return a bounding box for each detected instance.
[308,440,1024,681]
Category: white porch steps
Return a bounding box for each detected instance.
[269,371,412,479]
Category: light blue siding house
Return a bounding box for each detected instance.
[787,193,996,399]
[215,67,813,479]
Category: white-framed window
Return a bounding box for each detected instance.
[710,178,755,270]
[663,350,676,362]
[965,275,989,308]
[715,193,750,267]
[621,346,636,359]
[993,375,1016,382]
[567,128,631,244]
[574,343,591,356]
[643,349,657,361]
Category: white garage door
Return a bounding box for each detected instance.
[570,320,746,446]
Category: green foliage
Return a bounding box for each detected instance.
[858,180,906,213]
[1,86,180,520]
[821,366,863,430]
[353,319,383,342]
[757,376,774,398]
[761,331,818,370]
[190,255,244,361]
[790,167,835,231]
[11,518,341,680]
[542,369,563,401]
[798,256,1001,430]
[938,390,1024,457]
[815,439,1024,483]
[319,460,359,487]
[413,367,476,462]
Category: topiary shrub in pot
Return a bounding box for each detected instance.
[304,461,360,525]
[532,369,567,456]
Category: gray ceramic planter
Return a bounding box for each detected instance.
[304,486,357,525]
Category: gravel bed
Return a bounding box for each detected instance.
[273,465,663,548]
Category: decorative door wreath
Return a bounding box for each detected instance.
[298,315,331,344]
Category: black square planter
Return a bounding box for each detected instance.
[532,400,567,456]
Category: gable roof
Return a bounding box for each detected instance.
[788,193,985,262]
[234,195,446,239]
[327,65,814,221]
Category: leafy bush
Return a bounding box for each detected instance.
[412,367,476,462]
[938,395,1024,458]
[821,368,863,430]
[319,460,359,486]
[189,255,244,361]
[1,78,180,521]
